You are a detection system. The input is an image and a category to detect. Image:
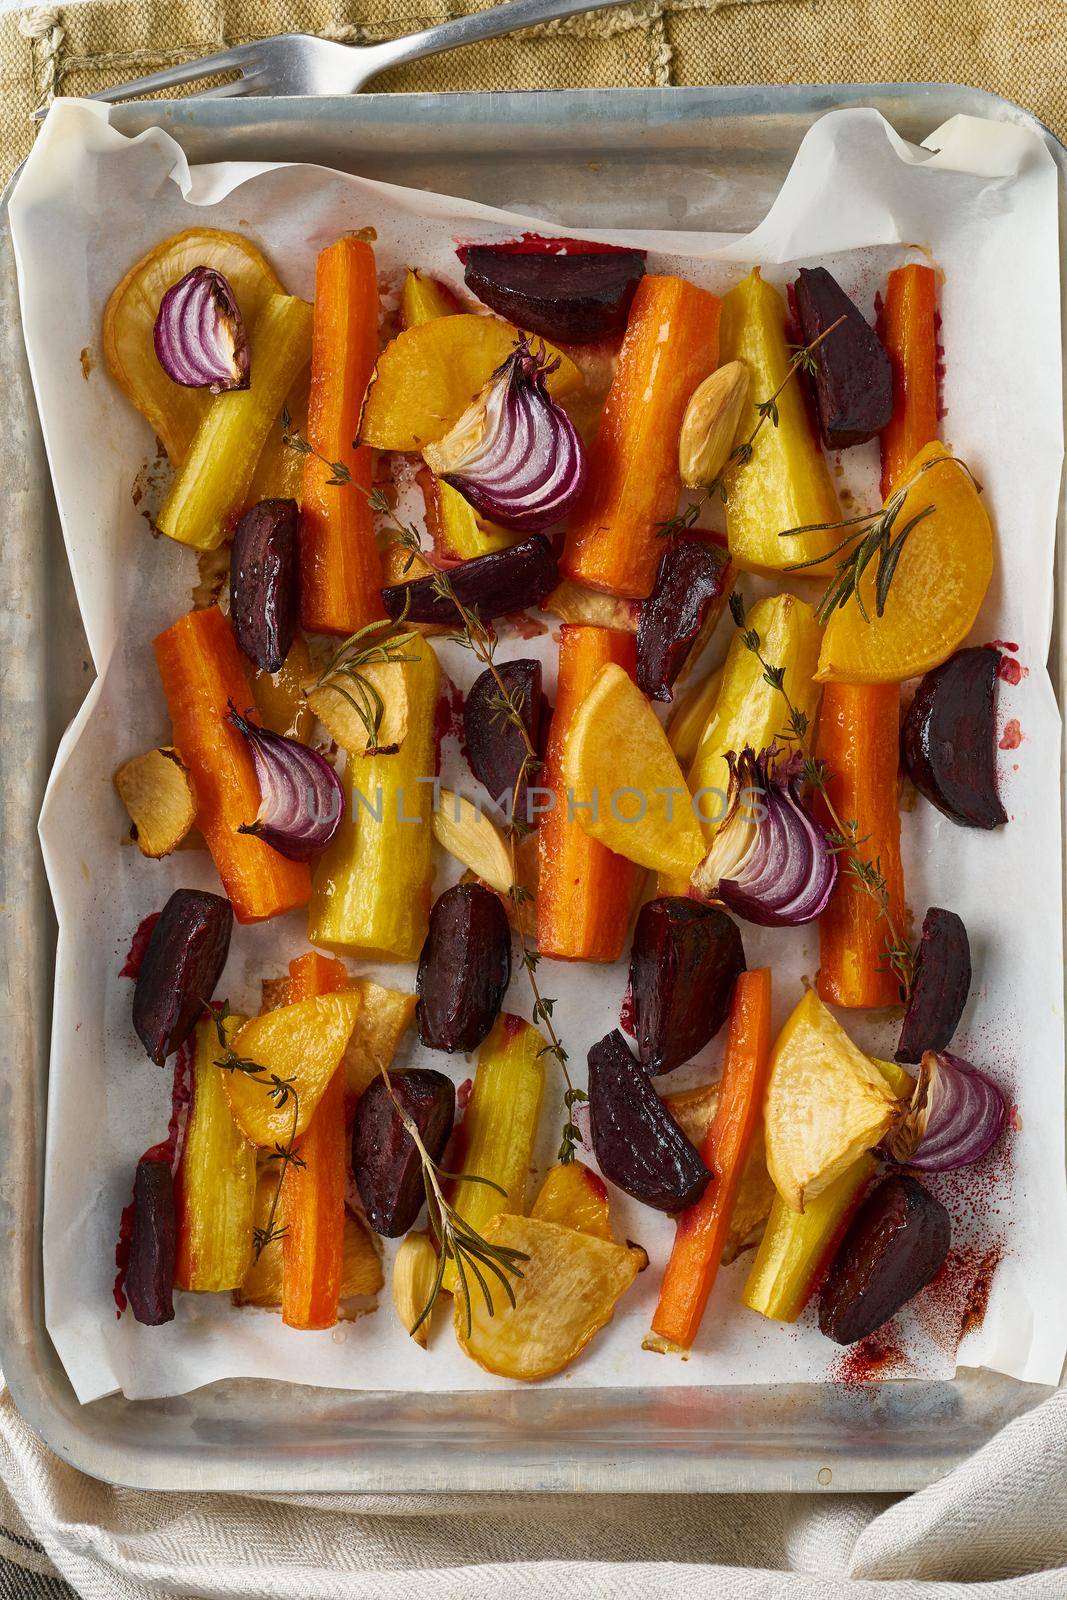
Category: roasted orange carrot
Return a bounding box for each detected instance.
[154,606,311,924]
[879,264,939,499]
[281,950,350,1330]
[651,968,772,1349]
[561,276,721,598]
[815,683,907,1009]
[300,236,385,636]
[537,625,641,961]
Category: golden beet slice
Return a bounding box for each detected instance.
[530,1162,614,1241]
[359,314,581,452]
[223,992,361,1147]
[454,1214,642,1380]
[816,444,994,684]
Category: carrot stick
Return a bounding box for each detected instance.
[650,968,772,1349]
[561,276,721,598]
[537,625,642,961]
[300,236,385,636]
[815,683,906,1009]
[281,950,350,1330]
[153,606,311,924]
[879,264,939,499]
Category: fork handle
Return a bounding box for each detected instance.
[359,0,638,81]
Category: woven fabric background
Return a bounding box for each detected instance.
[4,0,1067,186]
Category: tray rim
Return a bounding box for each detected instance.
[1,79,1064,1497]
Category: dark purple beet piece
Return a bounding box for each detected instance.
[381,535,557,625]
[636,540,731,702]
[628,897,745,1075]
[229,498,299,673]
[588,1030,711,1212]
[818,1173,950,1345]
[126,1158,176,1326]
[464,659,545,815]
[793,266,893,449]
[352,1068,455,1237]
[895,906,971,1063]
[463,247,646,344]
[417,883,512,1053]
[902,647,1007,830]
[132,889,233,1065]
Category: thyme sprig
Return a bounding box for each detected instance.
[658,312,847,540]
[208,1004,305,1260]
[378,1066,528,1339]
[279,415,585,1162]
[728,592,914,998]
[780,454,976,626]
[311,612,419,751]
[280,406,353,487]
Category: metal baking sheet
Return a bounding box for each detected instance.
[1,83,1063,1494]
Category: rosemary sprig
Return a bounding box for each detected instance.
[780,453,975,626]
[280,414,585,1159]
[727,592,914,997]
[208,1004,305,1260]
[378,1066,528,1339]
[311,613,419,751]
[658,313,847,540]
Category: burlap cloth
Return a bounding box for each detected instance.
[3,3,1067,1594]
[4,0,1067,188]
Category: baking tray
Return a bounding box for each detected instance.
[1,83,1063,1495]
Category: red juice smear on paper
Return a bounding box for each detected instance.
[989,639,1019,652]
[119,912,160,979]
[619,986,636,1039]
[997,657,1024,686]
[999,719,1023,751]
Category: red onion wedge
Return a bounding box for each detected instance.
[229,704,343,861]
[691,747,838,927]
[153,266,250,392]
[885,1050,1008,1172]
[421,337,585,532]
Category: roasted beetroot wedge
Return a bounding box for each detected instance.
[902,647,1007,829]
[381,535,557,625]
[588,1029,711,1211]
[628,897,746,1074]
[229,499,299,673]
[895,906,971,1063]
[132,889,233,1065]
[417,883,512,1052]
[352,1068,455,1236]
[818,1173,950,1344]
[636,541,731,702]
[793,266,893,448]
[464,659,546,813]
[463,245,646,344]
[126,1156,177,1326]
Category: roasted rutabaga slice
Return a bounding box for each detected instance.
[764,989,901,1212]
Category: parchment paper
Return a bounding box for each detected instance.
[11,100,1066,1403]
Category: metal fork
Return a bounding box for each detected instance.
[35,0,640,114]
